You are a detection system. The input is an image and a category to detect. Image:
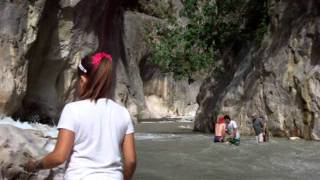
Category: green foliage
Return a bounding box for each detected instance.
[148,22,214,78]
[252,1,269,42]
[212,109,224,122]
[147,0,269,78]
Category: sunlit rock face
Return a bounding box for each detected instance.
[18,0,105,123]
[195,0,320,140]
[141,68,203,119]
[0,0,46,116]
[0,0,104,123]
[0,0,203,123]
[120,1,203,120]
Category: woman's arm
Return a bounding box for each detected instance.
[122,133,137,180]
[25,129,75,171]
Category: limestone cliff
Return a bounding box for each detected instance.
[0,0,201,123]
[194,0,320,140]
[0,0,46,117]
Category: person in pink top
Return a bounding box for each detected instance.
[214,116,226,142]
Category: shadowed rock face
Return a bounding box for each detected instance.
[0,0,109,123]
[194,0,320,139]
[0,0,202,123]
[19,0,108,124]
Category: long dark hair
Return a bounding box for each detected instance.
[77,52,112,101]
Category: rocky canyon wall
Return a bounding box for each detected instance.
[0,0,46,117]
[194,0,320,140]
[0,0,201,123]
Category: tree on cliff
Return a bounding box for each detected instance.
[147,0,269,78]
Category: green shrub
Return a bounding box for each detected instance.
[147,0,268,78]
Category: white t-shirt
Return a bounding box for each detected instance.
[227,120,240,139]
[57,98,134,180]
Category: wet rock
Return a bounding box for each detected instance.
[0,125,63,180]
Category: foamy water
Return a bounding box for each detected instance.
[0,117,58,138]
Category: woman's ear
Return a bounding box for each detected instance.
[79,75,88,92]
[80,75,88,84]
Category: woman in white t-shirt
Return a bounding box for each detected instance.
[25,52,137,180]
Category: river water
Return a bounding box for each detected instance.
[1,118,319,179]
[134,121,320,180]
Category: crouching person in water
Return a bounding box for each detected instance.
[224,115,240,146]
[214,116,226,142]
[24,52,137,180]
[252,115,268,143]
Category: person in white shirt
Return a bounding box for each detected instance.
[224,115,240,146]
[25,52,137,180]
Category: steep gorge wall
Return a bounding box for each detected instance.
[194,0,320,140]
[5,0,115,123]
[0,0,201,123]
[0,0,46,117]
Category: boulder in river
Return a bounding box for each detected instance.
[0,124,63,180]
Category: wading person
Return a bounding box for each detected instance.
[252,114,267,143]
[214,116,226,142]
[224,115,240,146]
[24,52,137,180]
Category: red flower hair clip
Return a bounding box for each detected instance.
[91,52,112,69]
